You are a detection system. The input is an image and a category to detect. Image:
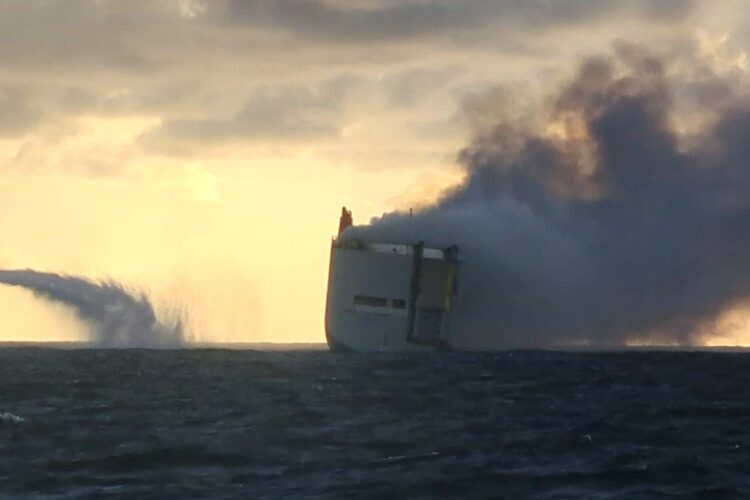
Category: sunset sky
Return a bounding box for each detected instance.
[1,0,749,344]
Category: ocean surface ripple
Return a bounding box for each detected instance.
[1,348,749,499]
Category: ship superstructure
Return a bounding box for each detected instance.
[325,208,458,351]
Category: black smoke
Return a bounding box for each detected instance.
[344,44,750,348]
[0,269,182,348]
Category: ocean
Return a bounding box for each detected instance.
[1,347,749,499]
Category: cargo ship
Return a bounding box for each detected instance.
[325,207,459,352]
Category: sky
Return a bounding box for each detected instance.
[0,0,749,344]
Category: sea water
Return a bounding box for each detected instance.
[1,347,749,498]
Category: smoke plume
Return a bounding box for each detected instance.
[0,269,182,348]
[344,43,750,349]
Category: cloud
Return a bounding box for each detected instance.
[222,0,696,43]
[0,0,711,167]
[0,84,41,136]
[0,0,162,73]
[0,1,699,82]
[141,76,364,149]
[381,66,465,108]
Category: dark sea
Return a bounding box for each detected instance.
[1,347,750,499]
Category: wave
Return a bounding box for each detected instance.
[0,412,24,424]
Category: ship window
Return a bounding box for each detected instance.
[392,299,406,309]
[353,295,388,307]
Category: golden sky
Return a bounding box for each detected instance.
[0,0,748,344]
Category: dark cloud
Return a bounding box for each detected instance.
[0,0,698,71]
[0,0,701,152]
[345,44,750,349]
[223,0,696,43]
[0,0,162,72]
[0,84,42,136]
[141,77,360,149]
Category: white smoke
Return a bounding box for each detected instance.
[0,269,182,348]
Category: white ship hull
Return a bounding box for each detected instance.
[325,237,458,352]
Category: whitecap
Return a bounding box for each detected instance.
[0,412,25,424]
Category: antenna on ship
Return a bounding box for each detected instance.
[338,206,353,235]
